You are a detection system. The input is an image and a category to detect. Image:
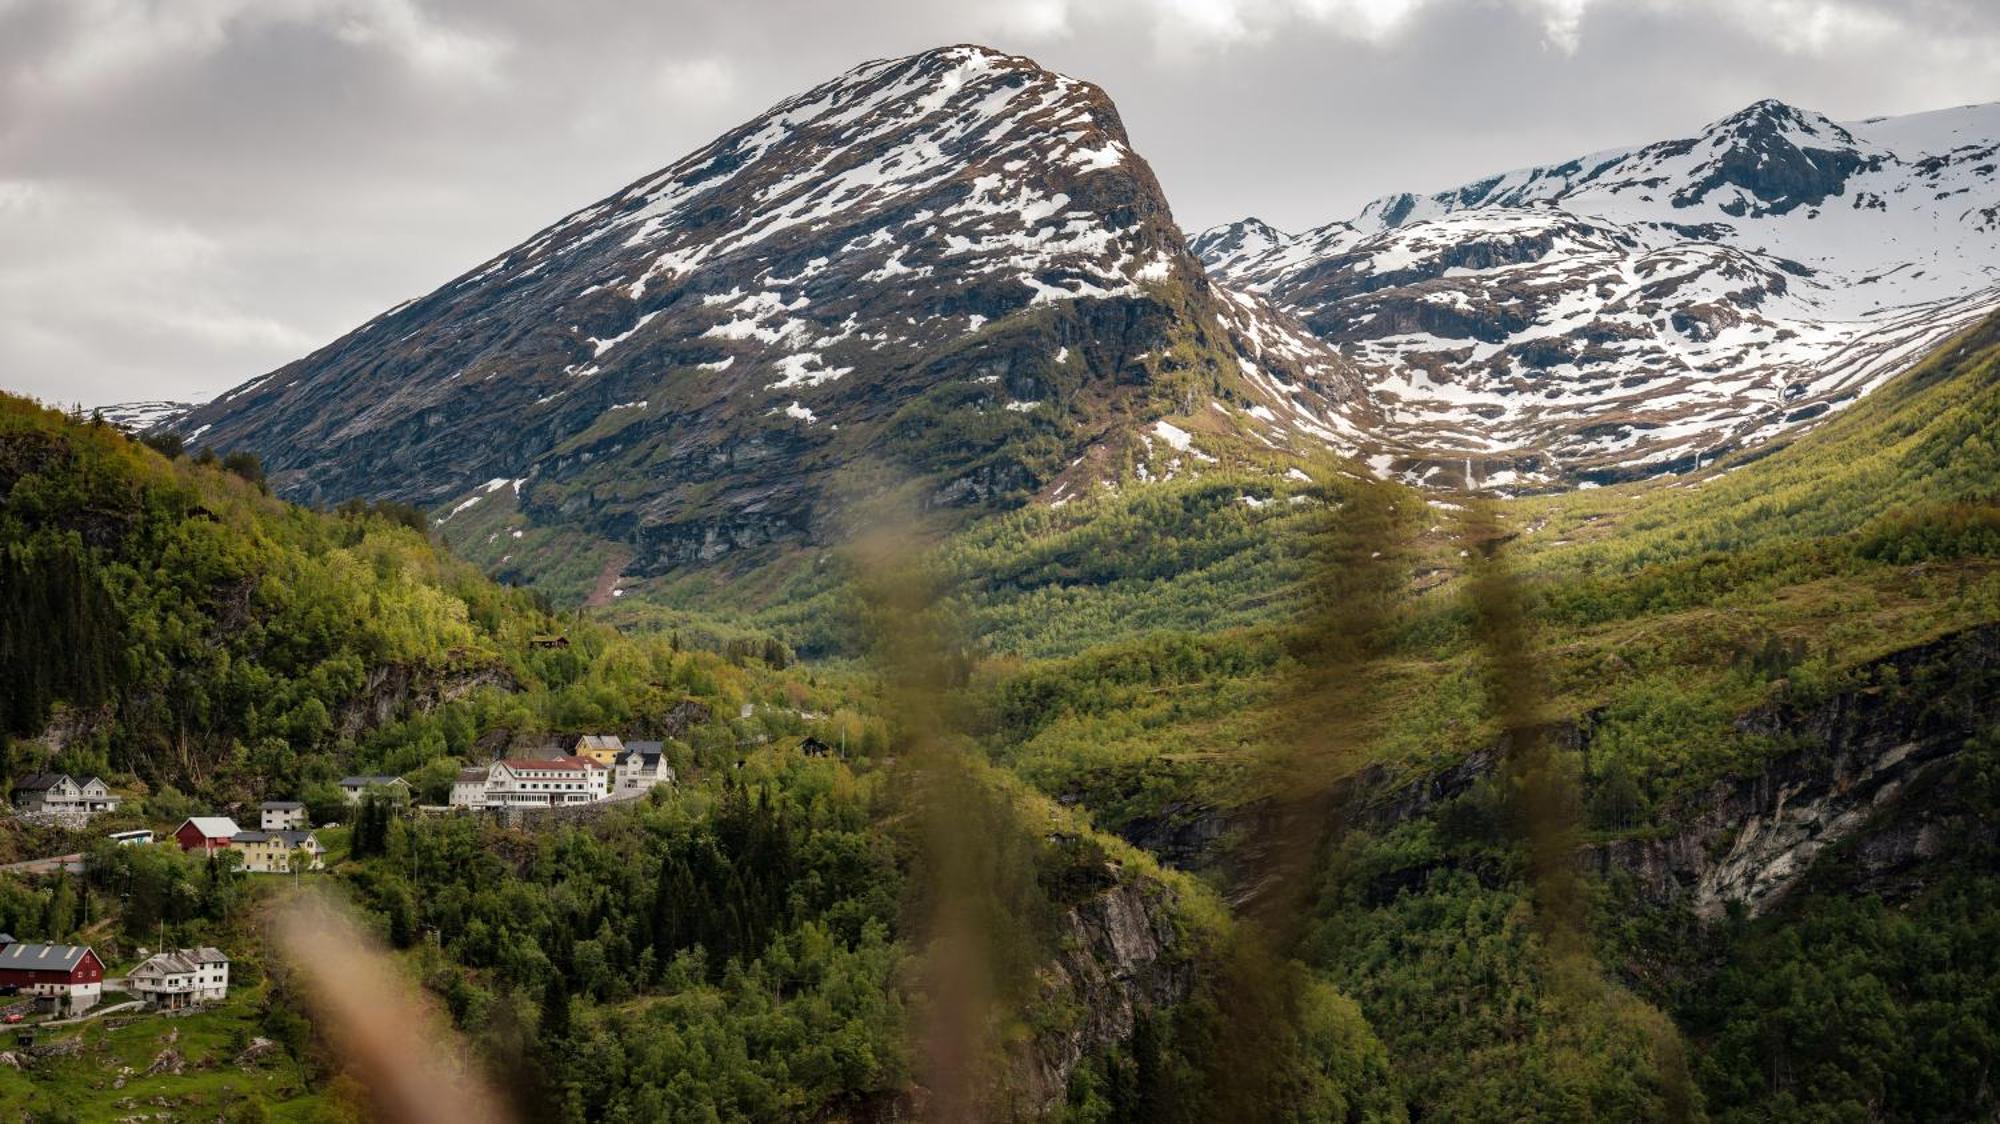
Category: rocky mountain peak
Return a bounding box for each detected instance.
[1670,98,1882,215]
[171,44,1363,583]
[536,41,1179,296]
[1189,217,1292,272]
[1199,98,2000,489]
[1702,98,1854,147]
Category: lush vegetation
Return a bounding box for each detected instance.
[0,395,1400,1120]
[1,310,1997,1120]
[961,313,2000,1118]
[0,395,821,812]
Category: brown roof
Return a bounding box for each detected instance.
[498,755,601,772]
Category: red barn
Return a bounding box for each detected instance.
[174,816,242,854]
[0,934,105,1015]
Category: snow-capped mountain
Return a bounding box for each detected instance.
[175,45,1362,571]
[1189,218,1292,277]
[174,44,2000,568]
[1199,99,2000,486]
[94,401,194,432]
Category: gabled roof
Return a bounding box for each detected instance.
[455,767,488,783]
[74,776,109,789]
[234,829,317,847]
[338,775,408,787]
[577,734,624,751]
[498,755,599,772]
[13,773,68,792]
[260,800,304,810]
[623,740,665,758]
[180,816,241,838]
[0,942,93,971]
[132,946,227,977]
[132,950,197,977]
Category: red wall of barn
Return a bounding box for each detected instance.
[174,822,229,851]
[0,950,102,986]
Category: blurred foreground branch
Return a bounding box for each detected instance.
[270,889,514,1124]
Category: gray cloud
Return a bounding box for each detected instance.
[1,0,1995,407]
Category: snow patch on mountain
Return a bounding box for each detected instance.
[93,401,196,433]
[1200,97,2000,487]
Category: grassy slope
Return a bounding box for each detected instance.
[0,875,346,1123]
[952,313,2000,1120]
[970,310,2000,820]
[0,989,339,1122]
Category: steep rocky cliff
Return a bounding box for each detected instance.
[1112,624,2000,925]
[1596,623,2000,919]
[1010,880,1193,1115]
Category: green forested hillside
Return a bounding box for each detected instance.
[1,313,1996,1120]
[958,311,2000,1119]
[0,395,1400,1122]
[0,394,818,812]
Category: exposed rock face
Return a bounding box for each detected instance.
[333,663,518,742]
[1597,624,2000,919]
[175,45,1362,577]
[142,1045,184,1076]
[861,879,1195,1122]
[1011,880,1192,1116]
[1120,799,1233,871]
[1199,98,2000,488]
[233,1037,281,1068]
[1110,626,1999,924]
[659,698,713,740]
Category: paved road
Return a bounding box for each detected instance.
[42,999,143,1026]
[0,853,85,876]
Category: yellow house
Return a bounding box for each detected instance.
[230,829,325,874]
[573,735,625,766]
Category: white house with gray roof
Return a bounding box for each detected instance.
[12,774,119,819]
[612,741,677,796]
[259,801,307,830]
[127,947,229,1009]
[338,775,411,805]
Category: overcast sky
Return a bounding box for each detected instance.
[3,0,1997,408]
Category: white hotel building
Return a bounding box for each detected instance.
[454,755,608,809]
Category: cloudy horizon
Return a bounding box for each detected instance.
[3,0,1997,409]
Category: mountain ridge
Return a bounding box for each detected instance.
[167,53,2000,584]
[173,44,1366,582]
[1197,95,2000,487]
